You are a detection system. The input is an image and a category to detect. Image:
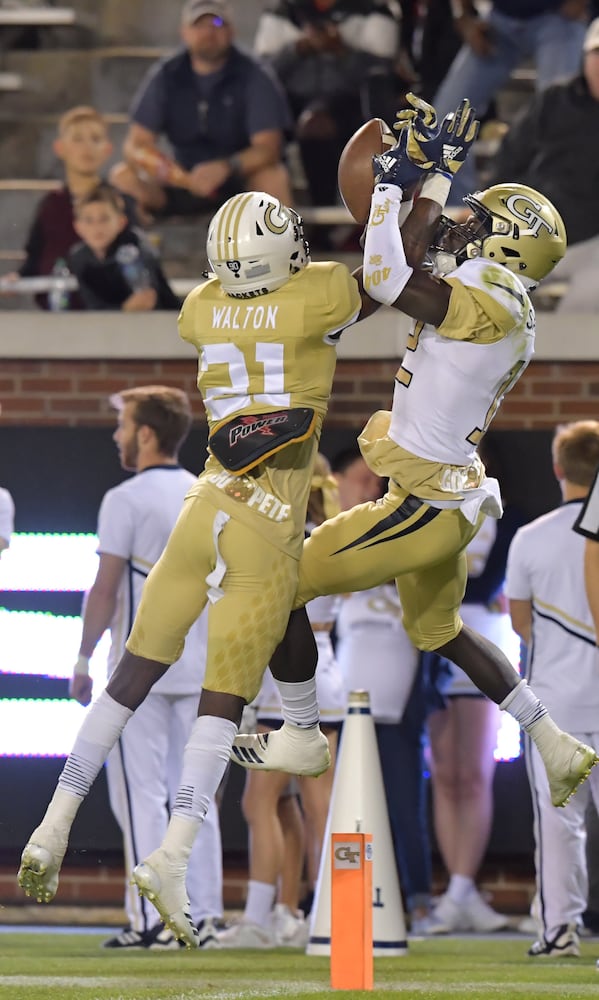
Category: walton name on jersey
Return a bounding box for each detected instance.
[212,303,279,331]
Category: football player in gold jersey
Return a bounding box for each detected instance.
[17,190,381,947]
[232,97,599,823]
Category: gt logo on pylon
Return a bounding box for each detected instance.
[334,843,362,868]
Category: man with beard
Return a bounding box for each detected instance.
[110,0,293,218]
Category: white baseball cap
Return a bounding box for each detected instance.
[182,0,232,25]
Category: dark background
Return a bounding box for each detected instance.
[0,425,561,859]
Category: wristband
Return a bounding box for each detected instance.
[228,153,243,177]
[420,171,452,209]
[73,654,91,677]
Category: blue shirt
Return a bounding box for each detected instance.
[130,45,293,170]
[493,0,563,17]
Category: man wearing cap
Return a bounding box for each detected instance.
[488,15,599,311]
[111,0,294,218]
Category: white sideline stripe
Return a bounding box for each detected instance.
[2,979,598,996]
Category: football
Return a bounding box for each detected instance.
[337,117,395,224]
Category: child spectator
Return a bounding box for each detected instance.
[68,184,180,311]
[3,106,137,309]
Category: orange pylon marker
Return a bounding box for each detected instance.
[330,832,373,991]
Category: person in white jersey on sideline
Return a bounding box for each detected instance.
[69,385,224,949]
[0,484,14,558]
[506,420,599,958]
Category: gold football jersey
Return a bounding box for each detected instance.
[179,261,361,557]
[179,261,361,429]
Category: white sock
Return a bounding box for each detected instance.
[274,677,319,729]
[39,786,82,833]
[446,874,475,905]
[244,879,276,929]
[172,715,238,823]
[58,691,133,799]
[499,679,547,730]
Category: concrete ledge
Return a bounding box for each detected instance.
[0,309,597,361]
[0,308,408,359]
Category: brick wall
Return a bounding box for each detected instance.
[0,359,597,428]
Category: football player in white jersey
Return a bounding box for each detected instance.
[69,386,224,949]
[232,96,598,829]
[506,421,599,958]
[17,188,383,947]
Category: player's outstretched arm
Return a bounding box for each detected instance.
[362,183,451,326]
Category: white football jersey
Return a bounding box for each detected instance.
[0,487,14,546]
[390,258,535,469]
[335,584,420,724]
[97,466,206,694]
[505,501,599,731]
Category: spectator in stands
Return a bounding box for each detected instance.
[111,0,293,219]
[488,16,599,311]
[433,0,591,206]
[254,0,400,207]
[68,184,180,311]
[2,106,134,309]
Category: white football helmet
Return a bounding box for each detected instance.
[206,191,310,298]
[431,183,567,284]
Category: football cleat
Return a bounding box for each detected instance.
[102,926,149,949]
[272,903,310,948]
[231,722,330,776]
[217,920,276,949]
[535,729,598,807]
[131,849,199,950]
[528,923,580,958]
[17,828,68,903]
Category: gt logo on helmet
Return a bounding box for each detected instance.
[264,203,288,235]
[506,195,554,238]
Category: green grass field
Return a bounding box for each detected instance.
[1,933,599,1000]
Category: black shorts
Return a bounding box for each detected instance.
[158,175,244,217]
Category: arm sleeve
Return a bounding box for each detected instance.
[97,489,135,560]
[574,466,599,539]
[504,529,533,601]
[129,63,168,134]
[362,184,413,306]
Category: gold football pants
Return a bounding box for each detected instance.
[127,493,299,703]
[295,481,480,650]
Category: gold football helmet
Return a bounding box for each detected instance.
[434,183,567,284]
